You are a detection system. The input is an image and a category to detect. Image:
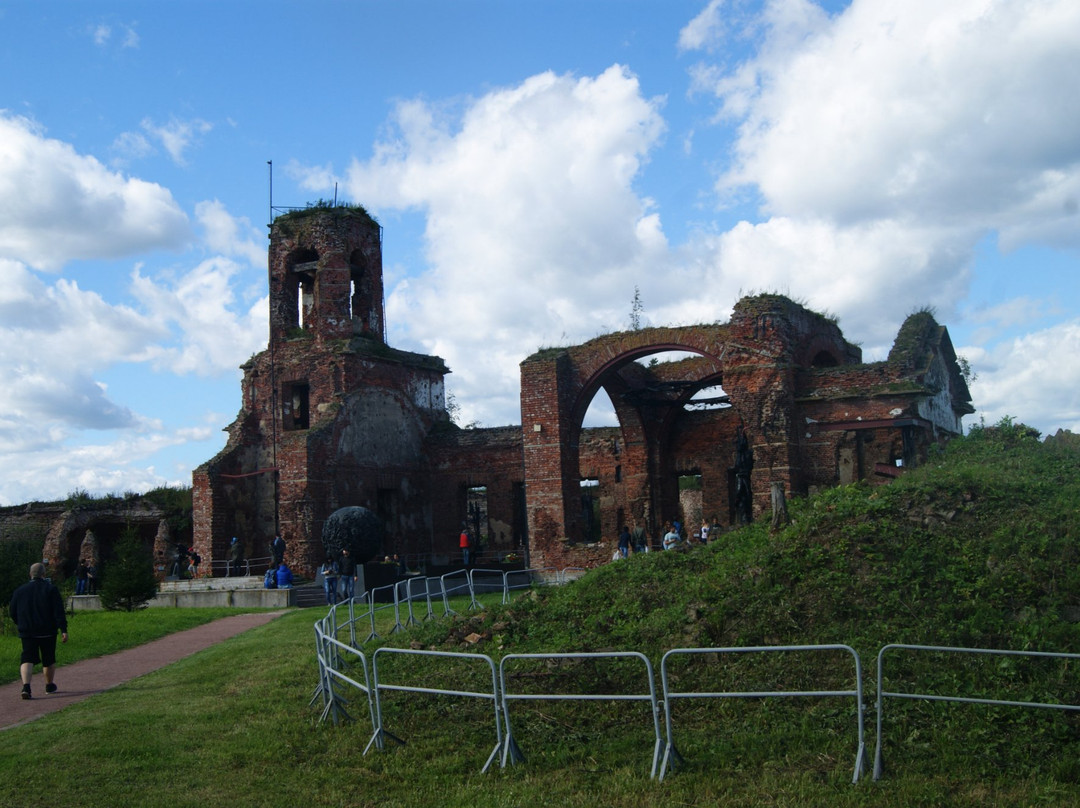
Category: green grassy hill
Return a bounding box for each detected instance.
[4,419,1080,807]
[388,418,1080,789]
[414,419,1080,658]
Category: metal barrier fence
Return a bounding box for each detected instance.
[873,643,1080,780]
[312,614,374,730]
[313,567,569,724]
[498,651,664,778]
[659,644,866,783]
[315,572,1080,784]
[365,647,504,773]
[441,569,472,615]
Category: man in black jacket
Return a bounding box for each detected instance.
[9,563,68,700]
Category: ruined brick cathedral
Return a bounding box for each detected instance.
[192,206,973,576]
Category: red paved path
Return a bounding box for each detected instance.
[0,611,285,731]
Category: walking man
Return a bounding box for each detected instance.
[9,563,68,700]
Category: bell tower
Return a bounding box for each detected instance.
[267,206,384,346]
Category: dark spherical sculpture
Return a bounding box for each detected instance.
[321,506,382,564]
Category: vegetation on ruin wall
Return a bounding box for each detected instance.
[272,200,379,236]
[64,485,193,543]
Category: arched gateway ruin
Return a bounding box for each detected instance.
[192,206,973,576]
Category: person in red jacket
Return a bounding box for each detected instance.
[459,525,472,567]
[9,563,68,700]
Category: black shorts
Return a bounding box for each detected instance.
[20,635,58,667]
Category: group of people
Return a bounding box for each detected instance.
[319,546,358,605]
[73,559,98,595]
[611,517,718,559]
[169,543,202,579]
[662,519,715,551]
[263,534,293,590]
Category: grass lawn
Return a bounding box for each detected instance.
[1,607,1076,807]
[0,607,268,685]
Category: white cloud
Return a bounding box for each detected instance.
[0,254,263,504]
[140,116,213,166]
[964,320,1080,434]
[89,22,138,49]
[333,65,668,425]
[195,199,267,269]
[0,112,190,271]
[677,0,1080,417]
[701,0,1080,240]
[130,257,268,376]
[678,0,728,53]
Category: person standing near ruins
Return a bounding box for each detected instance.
[75,560,89,595]
[320,557,339,605]
[663,522,680,551]
[459,525,472,567]
[9,563,68,699]
[617,525,631,559]
[228,536,244,577]
[271,534,286,567]
[338,547,357,601]
[630,518,648,553]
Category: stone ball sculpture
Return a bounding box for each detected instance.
[321,506,382,563]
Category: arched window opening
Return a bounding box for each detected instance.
[582,387,618,428]
[685,384,730,412]
[289,248,318,332]
[811,350,839,368]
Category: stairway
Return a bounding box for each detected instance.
[293,582,327,609]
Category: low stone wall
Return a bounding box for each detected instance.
[69,586,295,611]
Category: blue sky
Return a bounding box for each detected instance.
[1,0,1078,505]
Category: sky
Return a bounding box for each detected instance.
[0,0,1078,506]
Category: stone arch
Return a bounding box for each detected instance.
[521,324,783,561]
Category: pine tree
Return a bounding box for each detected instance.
[99,525,158,611]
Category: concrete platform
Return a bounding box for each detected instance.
[69,577,296,610]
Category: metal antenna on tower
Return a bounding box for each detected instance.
[267,160,280,535]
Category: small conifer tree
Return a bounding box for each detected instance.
[99,525,158,611]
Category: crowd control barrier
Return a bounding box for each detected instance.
[873,644,1080,780]
[498,651,664,778]
[313,616,374,730]
[659,644,866,783]
[364,647,504,773]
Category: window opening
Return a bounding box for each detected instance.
[467,486,489,557]
[579,479,601,543]
[282,382,310,431]
[677,473,703,537]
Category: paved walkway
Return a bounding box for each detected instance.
[1,611,285,731]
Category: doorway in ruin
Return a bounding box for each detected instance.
[578,478,601,543]
[574,348,738,543]
[678,472,703,537]
[466,485,489,557]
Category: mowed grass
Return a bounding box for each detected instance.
[0,606,1076,807]
[4,423,1080,805]
[0,607,267,685]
